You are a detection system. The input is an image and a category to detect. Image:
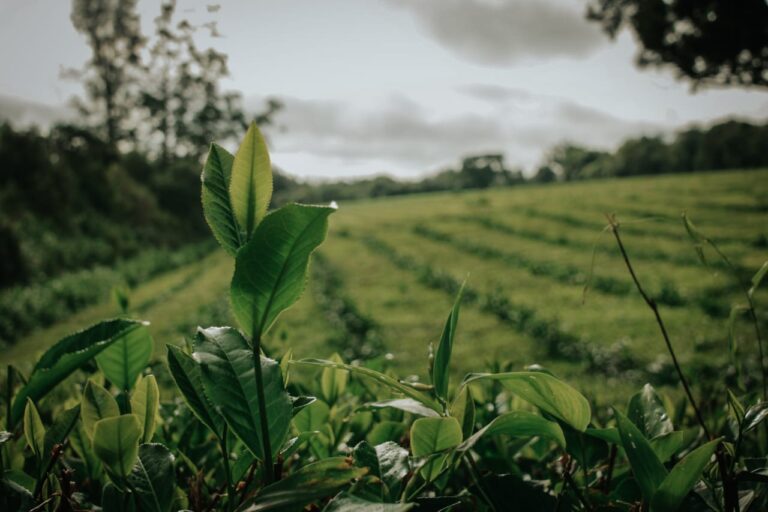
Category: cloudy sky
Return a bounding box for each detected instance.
[1,0,766,179]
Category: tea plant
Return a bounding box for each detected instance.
[1,124,767,511]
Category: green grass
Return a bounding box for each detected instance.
[8,169,768,403]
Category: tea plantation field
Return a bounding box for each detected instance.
[6,168,768,403]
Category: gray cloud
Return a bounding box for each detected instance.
[386,0,604,65]
[249,92,664,178]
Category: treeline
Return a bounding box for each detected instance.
[534,119,768,182]
[271,118,768,206]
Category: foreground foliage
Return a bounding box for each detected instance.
[1,124,767,511]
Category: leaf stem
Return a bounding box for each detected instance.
[251,331,274,485]
[221,423,234,512]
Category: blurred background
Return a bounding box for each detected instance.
[1,0,766,402]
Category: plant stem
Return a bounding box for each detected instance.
[607,216,710,438]
[251,331,274,485]
[608,216,738,511]
[33,444,63,501]
[221,424,234,512]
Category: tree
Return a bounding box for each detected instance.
[540,143,609,181]
[587,0,768,89]
[69,0,145,152]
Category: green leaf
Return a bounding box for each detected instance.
[23,399,45,459]
[375,441,410,499]
[235,457,367,512]
[323,492,414,511]
[92,414,142,483]
[650,439,720,512]
[650,429,698,463]
[43,404,80,458]
[432,282,465,401]
[321,353,349,404]
[96,324,153,391]
[193,327,292,460]
[749,260,768,298]
[293,399,329,434]
[627,384,673,439]
[615,409,667,501]
[458,411,566,452]
[450,386,475,439]
[367,421,406,446]
[229,122,273,239]
[166,345,224,437]
[9,319,146,427]
[202,143,241,255]
[81,380,120,439]
[410,417,462,457]
[127,443,175,512]
[461,372,591,431]
[364,398,440,418]
[70,423,102,480]
[293,359,442,413]
[131,375,159,443]
[231,203,336,337]
[743,401,768,433]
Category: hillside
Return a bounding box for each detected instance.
[7,168,768,403]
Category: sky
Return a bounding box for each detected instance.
[0,0,766,179]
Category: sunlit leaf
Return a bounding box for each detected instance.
[650,439,719,512]
[432,282,465,401]
[95,324,153,391]
[229,122,272,239]
[202,142,241,255]
[92,414,142,483]
[131,375,160,443]
[458,411,565,451]
[81,380,120,439]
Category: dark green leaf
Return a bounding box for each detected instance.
[743,402,768,433]
[650,439,719,512]
[194,327,292,460]
[375,441,410,499]
[293,399,329,433]
[410,417,462,457]
[235,457,367,512]
[323,492,414,511]
[127,443,175,512]
[166,345,224,437]
[231,203,336,337]
[229,122,273,239]
[615,409,667,501]
[367,421,406,446]
[432,283,465,401]
[9,319,146,427]
[449,386,475,439]
[43,404,80,457]
[202,143,241,255]
[462,371,591,431]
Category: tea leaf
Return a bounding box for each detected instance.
[229,122,272,239]
[131,375,160,443]
[95,324,153,391]
[321,353,348,404]
[324,492,414,511]
[627,384,673,439]
[202,143,241,255]
[650,439,719,512]
[23,399,45,459]
[82,380,120,439]
[194,327,292,460]
[432,282,465,402]
[9,319,146,427]
[410,417,462,457]
[458,411,565,451]
[615,409,667,501]
[450,386,476,439]
[127,443,176,512]
[92,414,142,482]
[231,203,336,337]
[461,371,591,431]
[166,345,225,437]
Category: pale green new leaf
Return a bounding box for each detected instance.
[321,353,349,404]
[166,345,224,437]
[627,384,673,439]
[95,324,153,391]
[461,371,591,431]
[229,122,272,239]
[82,380,120,439]
[293,399,330,434]
[231,203,336,337]
[615,409,667,501]
[650,439,720,512]
[410,417,462,457]
[202,143,241,255]
[127,443,176,512]
[450,386,475,438]
[458,411,565,452]
[193,327,292,460]
[292,359,442,413]
[23,399,45,459]
[92,414,142,482]
[9,319,146,427]
[364,398,440,418]
[131,375,160,443]
[432,282,465,401]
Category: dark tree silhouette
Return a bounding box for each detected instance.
[587,0,768,89]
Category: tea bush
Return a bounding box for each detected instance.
[1,125,767,511]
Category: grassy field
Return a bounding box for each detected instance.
[7,169,768,403]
